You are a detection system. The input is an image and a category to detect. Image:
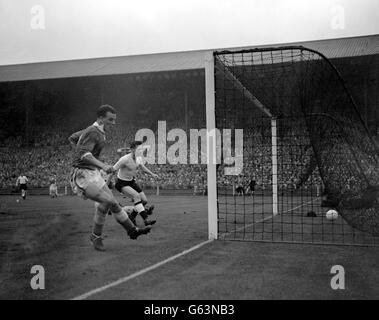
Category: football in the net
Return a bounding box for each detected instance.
[325,209,339,220]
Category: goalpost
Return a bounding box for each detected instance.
[205,52,218,240]
[205,51,279,241]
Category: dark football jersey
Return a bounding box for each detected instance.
[70,125,106,170]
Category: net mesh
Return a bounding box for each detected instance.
[215,46,379,245]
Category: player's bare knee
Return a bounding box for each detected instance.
[98,202,110,213]
[108,201,120,213]
[95,200,105,209]
[93,202,108,225]
[94,209,107,225]
[102,203,111,212]
[110,205,129,223]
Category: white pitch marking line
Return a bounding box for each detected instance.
[72,198,319,299]
[71,239,214,300]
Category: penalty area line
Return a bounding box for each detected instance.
[71,239,214,300]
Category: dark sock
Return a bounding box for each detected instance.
[129,210,138,220]
[119,218,137,233]
[139,210,148,220]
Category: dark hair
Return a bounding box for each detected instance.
[97,104,116,118]
[130,141,143,149]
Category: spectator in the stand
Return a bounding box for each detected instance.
[0,118,329,193]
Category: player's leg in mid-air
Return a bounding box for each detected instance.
[71,169,152,251]
[122,186,156,226]
[88,184,152,250]
[121,203,155,218]
[138,191,155,216]
[114,201,155,220]
[115,179,156,226]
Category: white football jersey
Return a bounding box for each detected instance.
[17,176,28,184]
[113,154,143,180]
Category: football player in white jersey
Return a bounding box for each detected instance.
[16,175,28,199]
[113,141,159,226]
[49,178,59,198]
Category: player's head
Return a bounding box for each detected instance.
[117,147,131,155]
[97,104,116,129]
[130,141,143,154]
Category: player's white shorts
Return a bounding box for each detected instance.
[70,168,106,199]
[49,185,58,194]
[122,206,135,214]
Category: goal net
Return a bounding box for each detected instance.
[214,46,379,245]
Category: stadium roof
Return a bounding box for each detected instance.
[0,34,378,83]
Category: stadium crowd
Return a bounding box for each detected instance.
[0,119,327,193]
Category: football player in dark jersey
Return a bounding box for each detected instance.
[69,105,152,251]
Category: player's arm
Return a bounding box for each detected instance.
[112,156,125,172]
[82,153,114,173]
[68,130,84,148]
[78,131,113,173]
[15,177,19,186]
[139,163,159,179]
[105,156,126,182]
